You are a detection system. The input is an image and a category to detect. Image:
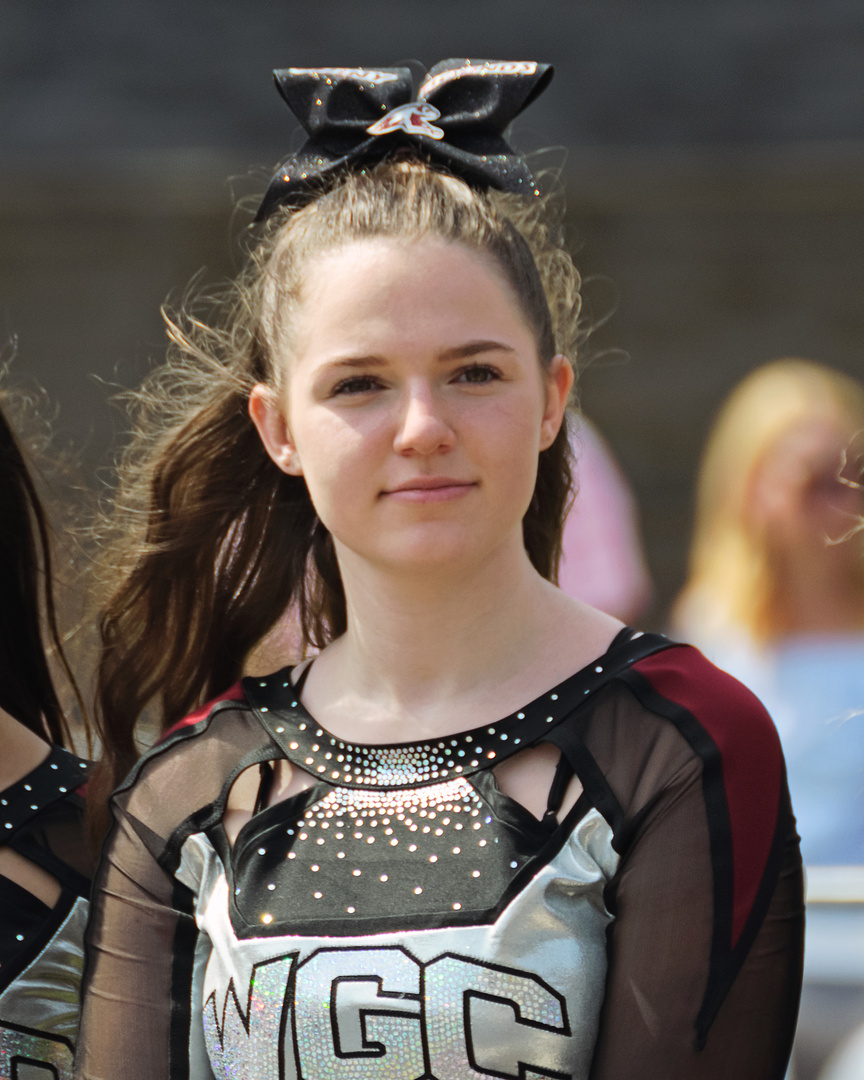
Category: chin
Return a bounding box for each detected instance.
[383,528,521,578]
[382,544,479,574]
[334,516,526,579]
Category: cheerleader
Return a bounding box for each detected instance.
[77,61,803,1079]
[0,396,92,1078]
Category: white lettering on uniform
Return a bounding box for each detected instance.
[296,948,425,1080]
[425,954,570,1080]
[205,946,572,1079]
[203,953,296,1077]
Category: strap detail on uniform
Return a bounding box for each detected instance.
[245,630,676,788]
[544,754,576,822]
[0,747,90,841]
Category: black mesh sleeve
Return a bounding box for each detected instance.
[589,752,803,1079]
[75,699,266,1080]
[574,658,805,1080]
[75,802,199,1080]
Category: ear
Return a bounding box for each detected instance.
[539,355,574,450]
[248,383,304,476]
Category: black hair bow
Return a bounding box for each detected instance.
[255,59,554,220]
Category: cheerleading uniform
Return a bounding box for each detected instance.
[0,745,92,1079]
[75,630,803,1079]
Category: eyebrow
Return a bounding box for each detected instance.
[325,340,517,369]
[439,340,517,361]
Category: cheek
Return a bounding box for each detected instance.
[492,383,545,443]
[465,396,544,494]
[290,412,379,517]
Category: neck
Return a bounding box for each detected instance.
[306,533,621,740]
[342,539,541,693]
[0,708,52,791]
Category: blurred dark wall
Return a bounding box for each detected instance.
[3,0,864,623]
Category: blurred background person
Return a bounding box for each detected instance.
[0,391,93,1077]
[671,358,864,866]
[671,358,864,1080]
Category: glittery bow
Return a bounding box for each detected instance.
[255,59,554,220]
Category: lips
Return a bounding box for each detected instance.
[381,477,476,502]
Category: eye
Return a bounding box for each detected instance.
[331,374,384,396]
[454,364,501,385]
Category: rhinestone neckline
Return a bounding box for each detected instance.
[244,630,655,790]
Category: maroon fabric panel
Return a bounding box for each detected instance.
[158,681,245,744]
[633,646,783,946]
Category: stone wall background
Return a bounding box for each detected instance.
[3,0,864,624]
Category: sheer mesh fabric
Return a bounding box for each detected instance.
[77,703,275,1079]
[578,685,803,1079]
[75,665,803,1080]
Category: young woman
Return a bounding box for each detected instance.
[76,61,803,1080]
[671,359,864,866]
[0,395,92,1078]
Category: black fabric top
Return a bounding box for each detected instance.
[0,744,93,1080]
[0,745,91,982]
[235,629,667,938]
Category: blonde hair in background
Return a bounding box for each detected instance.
[672,358,864,644]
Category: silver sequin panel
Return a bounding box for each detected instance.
[0,896,89,1080]
[177,808,618,1080]
[0,896,88,1042]
[0,1023,74,1079]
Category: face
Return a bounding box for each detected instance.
[749,415,864,551]
[250,236,572,578]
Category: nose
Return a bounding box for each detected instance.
[392,381,456,456]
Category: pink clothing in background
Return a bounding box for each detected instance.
[558,419,653,623]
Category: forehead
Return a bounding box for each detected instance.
[290,236,535,357]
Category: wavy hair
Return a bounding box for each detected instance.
[0,394,84,748]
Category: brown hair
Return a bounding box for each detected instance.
[90,161,583,829]
[0,394,84,748]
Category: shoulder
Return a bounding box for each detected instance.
[594,643,795,951]
[157,681,248,743]
[555,634,786,839]
[572,637,790,890]
[615,641,785,797]
[109,681,272,853]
